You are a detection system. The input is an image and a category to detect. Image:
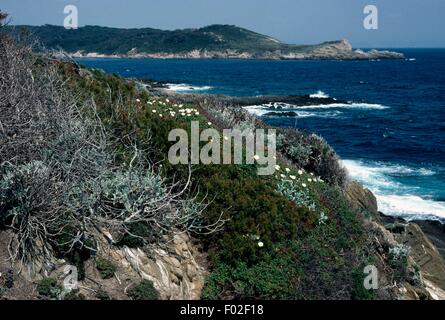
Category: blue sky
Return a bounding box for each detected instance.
[2,0,444,48]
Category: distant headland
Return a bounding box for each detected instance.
[9,24,404,60]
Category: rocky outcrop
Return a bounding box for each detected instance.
[346,181,445,300]
[107,233,207,300]
[345,181,379,219]
[383,220,445,299]
[0,230,207,300]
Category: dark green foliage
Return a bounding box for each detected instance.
[351,267,376,300]
[96,258,117,279]
[63,291,85,300]
[37,278,62,299]
[96,289,111,300]
[389,246,409,283]
[8,24,312,55]
[50,221,96,281]
[119,222,151,248]
[274,129,347,187]
[127,280,159,300]
[204,186,370,300]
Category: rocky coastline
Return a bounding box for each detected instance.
[72,39,404,60]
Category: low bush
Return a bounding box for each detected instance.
[96,258,117,279]
[37,277,62,299]
[127,280,159,300]
[389,244,409,282]
[96,289,111,300]
[351,266,376,300]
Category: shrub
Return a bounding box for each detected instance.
[63,291,85,300]
[351,267,376,300]
[37,277,62,299]
[287,144,312,167]
[96,258,117,279]
[306,134,347,187]
[127,280,159,300]
[96,289,111,300]
[389,244,409,282]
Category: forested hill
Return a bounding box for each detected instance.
[9,24,404,60]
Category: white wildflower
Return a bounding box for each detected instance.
[290,175,296,180]
[319,212,328,225]
[258,242,264,248]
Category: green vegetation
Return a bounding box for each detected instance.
[1,28,382,300]
[351,267,376,300]
[128,280,159,300]
[389,244,410,283]
[7,24,311,55]
[37,277,62,299]
[59,65,374,299]
[96,258,117,279]
[96,289,111,300]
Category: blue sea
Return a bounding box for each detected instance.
[78,49,445,221]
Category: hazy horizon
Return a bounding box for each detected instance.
[2,0,445,48]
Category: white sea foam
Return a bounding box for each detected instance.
[309,91,330,98]
[342,159,444,220]
[243,101,388,117]
[165,83,212,92]
[298,103,389,110]
[343,160,435,179]
[243,105,342,118]
[377,194,445,220]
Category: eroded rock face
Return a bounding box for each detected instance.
[389,223,445,299]
[0,230,207,300]
[108,233,207,300]
[345,181,379,219]
[346,181,445,300]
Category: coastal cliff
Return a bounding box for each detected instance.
[1,35,441,301]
